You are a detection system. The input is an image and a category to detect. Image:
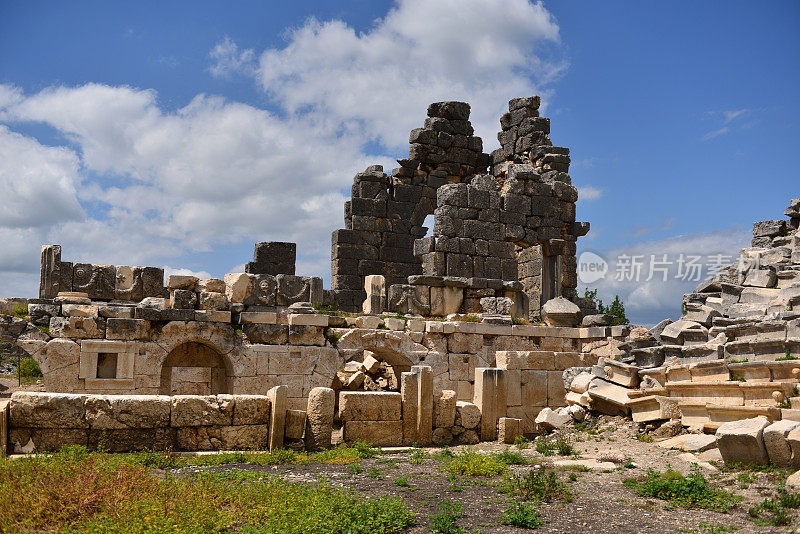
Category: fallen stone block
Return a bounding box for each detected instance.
[763,419,800,468]
[715,416,770,466]
[498,417,522,444]
[534,407,571,431]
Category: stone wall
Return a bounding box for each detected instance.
[330,98,590,317]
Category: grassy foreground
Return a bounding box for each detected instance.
[0,445,415,533]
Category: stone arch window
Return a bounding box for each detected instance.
[159,341,230,395]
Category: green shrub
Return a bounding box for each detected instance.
[494,447,527,465]
[500,501,544,529]
[583,289,629,325]
[623,467,740,512]
[511,468,571,502]
[429,500,463,533]
[535,439,555,456]
[11,303,27,318]
[555,436,574,456]
[17,357,42,378]
[442,448,507,477]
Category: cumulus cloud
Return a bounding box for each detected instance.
[251,0,565,149]
[578,228,751,326]
[0,0,566,297]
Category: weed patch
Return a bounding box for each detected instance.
[623,467,741,512]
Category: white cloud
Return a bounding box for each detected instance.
[579,227,750,326]
[0,0,566,297]
[577,185,602,202]
[252,0,565,149]
[209,37,256,78]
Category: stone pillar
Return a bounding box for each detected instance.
[413,365,433,445]
[362,275,386,314]
[400,371,418,445]
[39,245,61,299]
[305,387,335,451]
[474,367,506,442]
[267,385,287,451]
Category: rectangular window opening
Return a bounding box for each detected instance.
[96,352,118,379]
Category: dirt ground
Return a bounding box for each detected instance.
[0,374,44,396]
[170,416,800,533]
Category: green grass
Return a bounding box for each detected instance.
[440,448,508,477]
[494,447,527,465]
[623,467,741,512]
[429,500,463,533]
[0,446,415,533]
[748,489,800,526]
[508,468,571,503]
[499,501,544,529]
[11,302,27,318]
[634,433,654,443]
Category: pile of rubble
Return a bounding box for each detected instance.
[551,199,800,467]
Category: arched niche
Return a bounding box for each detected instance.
[159,341,230,395]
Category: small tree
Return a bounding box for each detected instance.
[583,288,629,326]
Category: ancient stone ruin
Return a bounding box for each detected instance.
[0,97,797,469]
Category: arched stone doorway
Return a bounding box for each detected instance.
[159,341,230,395]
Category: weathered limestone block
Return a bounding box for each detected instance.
[106,318,150,340]
[535,407,571,431]
[244,324,288,344]
[431,286,463,316]
[156,321,237,355]
[764,420,800,468]
[85,395,171,429]
[167,275,198,291]
[474,367,499,441]
[251,274,277,306]
[288,325,325,346]
[170,395,234,427]
[413,365,434,445]
[716,416,770,466]
[388,284,430,315]
[305,387,335,451]
[10,392,88,428]
[197,278,226,293]
[225,273,253,303]
[49,316,104,339]
[343,420,402,446]
[198,291,229,311]
[171,289,197,310]
[285,409,307,440]
[401,371,418,445]
[338,391,402,421]
[74,264,116,300]
[541,297,580,327]
[176,425,268,450]
[432,427,454,446]
[454,401,481,430]
[433,390,457,428]
[11,428,88,453]
[267,385,287,451]
[656,434,717,452]
[86,427,174,452]
[232,395,270,425]
[458,429,479,444]
[498,417,522,443]
[39,245,61,299]
[660,319,703,345]
[363,275,386,314]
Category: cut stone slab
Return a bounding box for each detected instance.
[657,434,717,452]
[587,379,632,416]
[715,416,770,466]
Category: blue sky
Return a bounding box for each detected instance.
[0,0,798,325]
